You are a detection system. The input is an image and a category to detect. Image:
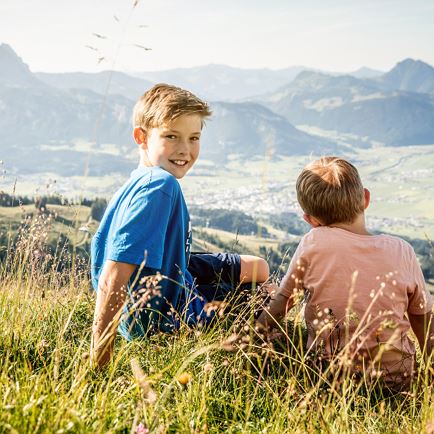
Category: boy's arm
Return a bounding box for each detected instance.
[409,312,434,364]
[257,258,306,329]
[91,260,136,369]
[407,246,434,368]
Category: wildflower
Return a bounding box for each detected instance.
[136,423,149,434]
[204,300,226,317]
[177,372,192,386]
[426,421,434,434]
[203,363,213,372]
[221,333,239,352]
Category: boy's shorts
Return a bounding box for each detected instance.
[188,252,242,302]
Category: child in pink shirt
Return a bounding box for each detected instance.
[258,157,434,389]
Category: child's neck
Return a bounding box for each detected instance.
[328,213,371,236]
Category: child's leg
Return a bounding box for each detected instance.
[188,253,240,301]
[188,253,269,301]
[239,254,269,284]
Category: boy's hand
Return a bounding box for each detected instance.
[259,281,279,297]
[256,291,293,330]
[409,311,434,362]
[254,321,283,341]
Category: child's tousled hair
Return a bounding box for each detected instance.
[133,83,212,130]
[296,156,365,225]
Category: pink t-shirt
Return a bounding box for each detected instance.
[282,226,432,387]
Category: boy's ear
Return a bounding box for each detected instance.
[303,214,322,228]
[133,127,147,149]
[364,188,370,210]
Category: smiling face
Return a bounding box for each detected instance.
[134,113,202,179]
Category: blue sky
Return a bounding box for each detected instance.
[0,0,433,73]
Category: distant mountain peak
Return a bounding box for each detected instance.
[292,70,330,84]
[378,58,434,94]
[0,43,38,86]
[350,66,384,79]
[393,58,433,71]
[0,43,17,55]
[0,43,30,69]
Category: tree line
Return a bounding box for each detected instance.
[1,196,432,280]
[0,193,107,221]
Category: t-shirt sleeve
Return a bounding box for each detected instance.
[407,247,433,315]
[108,188,174,269]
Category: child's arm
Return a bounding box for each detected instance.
[406,245,434,369]
[91,260,136,369]
[256,258,306,329]
[409,312,434,364]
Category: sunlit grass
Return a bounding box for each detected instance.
[2,233,434,433]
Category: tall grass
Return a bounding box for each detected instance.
[1,218,434,433]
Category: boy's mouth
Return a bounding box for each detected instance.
[170,160,189,167]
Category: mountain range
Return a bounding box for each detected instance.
[255,70,434,146]
[1,42,434,176]
[35,64,385,102]
[0,44,340,175]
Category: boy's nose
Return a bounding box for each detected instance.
[176,139,189,154]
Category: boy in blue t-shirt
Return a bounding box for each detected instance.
[91,84,269,368]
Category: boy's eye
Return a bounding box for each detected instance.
[191,136,200,141]
[165,135,177,139]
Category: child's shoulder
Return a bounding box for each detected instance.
[302,227,412,249]
[132,166,181,197]
[373,232,415,256]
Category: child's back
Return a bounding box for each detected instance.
[258,157,433,390]
[289,226,430,387]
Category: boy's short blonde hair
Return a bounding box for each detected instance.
[133,83,212,130]
[296,157,365,225]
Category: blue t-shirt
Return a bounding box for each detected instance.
[91,166,208,339]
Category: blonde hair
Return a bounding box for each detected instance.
[296,157,365,225]
[133,83,212,130]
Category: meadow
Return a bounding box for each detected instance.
[1,204,434,433]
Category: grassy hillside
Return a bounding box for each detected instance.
[1,200,434,431]
[2,238,434,432]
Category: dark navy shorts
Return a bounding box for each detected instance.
[187,252,242,302]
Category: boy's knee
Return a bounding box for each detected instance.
[240,255,269,283]
[255,258,270,282]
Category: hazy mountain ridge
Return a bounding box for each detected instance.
[255,65,434,146]
[35,64,389,103]
[373,58,434,94]
[36,71,154,102]
[0,81,133,147]
[132,64,315,100]
[2,42,434,177]
[0,44,336,175]
[349,67,384,79]
[201,101,341,161]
